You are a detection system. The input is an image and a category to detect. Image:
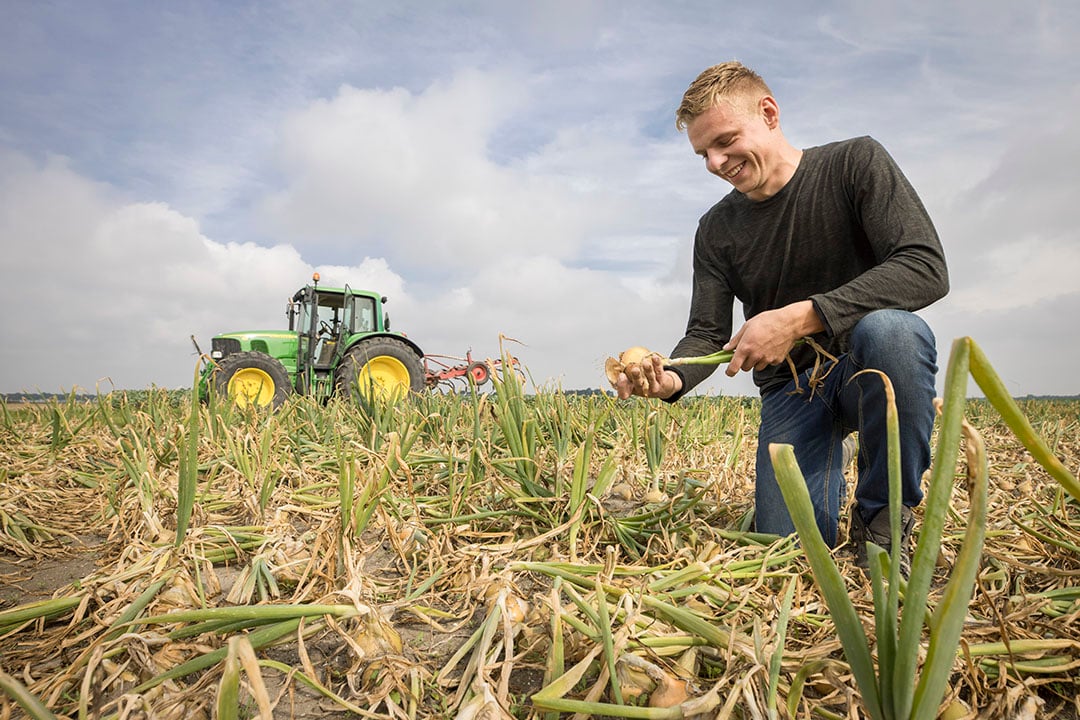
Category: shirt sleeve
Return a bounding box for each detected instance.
[809,138,949,337]
[664,226,735,399]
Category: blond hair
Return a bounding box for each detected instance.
[675,62,773,131]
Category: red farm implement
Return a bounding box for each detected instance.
[423,351,519,391]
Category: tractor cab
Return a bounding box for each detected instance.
[284,274,422,399]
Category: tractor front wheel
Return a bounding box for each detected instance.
[336,337,425,402]
[212,352,293,409]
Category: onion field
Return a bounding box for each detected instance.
[1,357,1078,719]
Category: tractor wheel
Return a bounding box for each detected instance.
[336,337,426,402]
[212,352,293,410]
[466,361,490,386]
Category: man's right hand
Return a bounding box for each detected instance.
[723,300,823,376]
[615,354,682,400]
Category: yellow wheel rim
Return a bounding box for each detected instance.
[356,356,411,400]
[227,367,276,408]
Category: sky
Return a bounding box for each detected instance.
[2,1,1079,398]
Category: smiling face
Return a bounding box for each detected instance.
[686,94,797,201]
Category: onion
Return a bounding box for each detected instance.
[604,346,656,388]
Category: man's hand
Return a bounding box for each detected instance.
[723,300,823,377]
[615,354,682,400]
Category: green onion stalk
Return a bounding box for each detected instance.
[662,350,734,367]
[659,338,811,368]
[656,338,812,369]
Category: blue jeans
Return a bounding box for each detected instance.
[754,310,938,546]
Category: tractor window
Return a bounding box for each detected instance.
[312,291,346,337]
[352,297,376,333]
[317,304,340,336]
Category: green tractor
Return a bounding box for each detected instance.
[198,273,426,408]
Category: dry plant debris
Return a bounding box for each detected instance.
[0,386,1077,719]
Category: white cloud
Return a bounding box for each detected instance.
[257,69,696,281]
[0,148,703,395]
[0,152,306,392]
[946,238,1080,314]
[261,71,572,268]
[925,109,1080,334]
[923,289,1080,398]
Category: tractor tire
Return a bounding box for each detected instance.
[466,361,490,386]
[336,337,426,401]
[212,352,293,410]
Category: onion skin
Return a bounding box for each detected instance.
[619,346,652,366]
[604,346,656,388]
[604,357,624,387]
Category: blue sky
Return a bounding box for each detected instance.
[3,1,1079,396]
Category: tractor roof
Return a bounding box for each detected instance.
[292,285,386,304]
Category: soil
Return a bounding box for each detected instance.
[1,542,103,606]
[0,528,532,718]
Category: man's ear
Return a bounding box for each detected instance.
[760,96,780,129]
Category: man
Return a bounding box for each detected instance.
[617,62,948,573]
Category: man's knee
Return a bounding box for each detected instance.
[851,310,936,365]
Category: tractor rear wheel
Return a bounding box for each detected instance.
[213,352,293,409]
[336,337,425,401]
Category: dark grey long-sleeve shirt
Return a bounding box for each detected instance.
[669,136,949,396]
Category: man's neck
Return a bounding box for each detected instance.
[751,143,803,201]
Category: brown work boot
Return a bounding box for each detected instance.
[850,505,916,578]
